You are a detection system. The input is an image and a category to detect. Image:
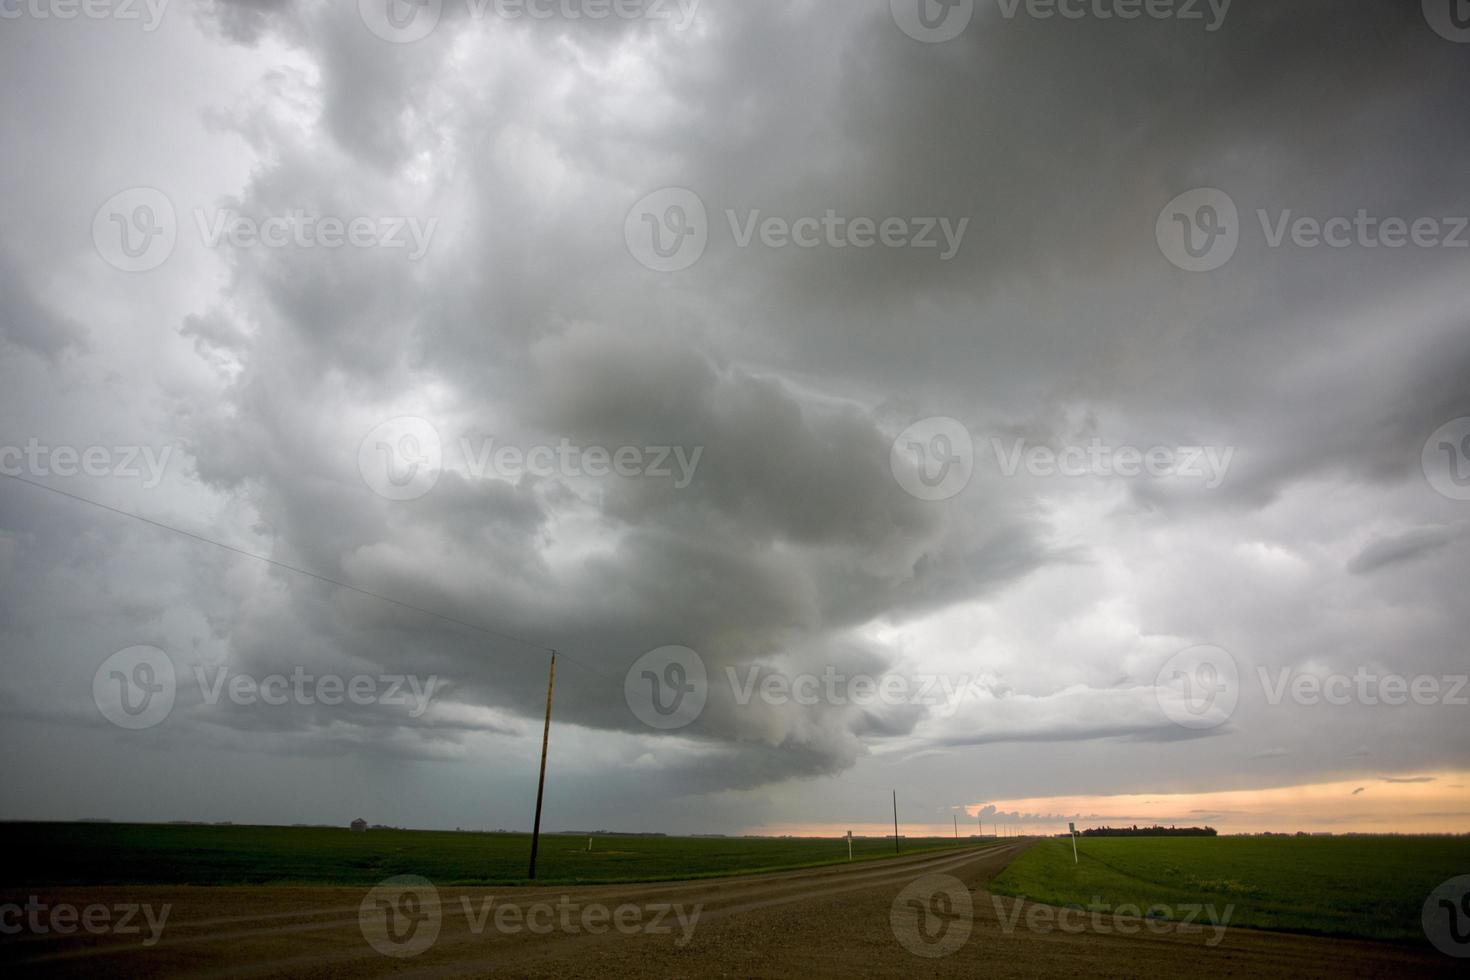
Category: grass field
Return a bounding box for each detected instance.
[989,835,1470,944]
[0,822,976,888]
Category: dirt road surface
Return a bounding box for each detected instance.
[1,841,1456,978]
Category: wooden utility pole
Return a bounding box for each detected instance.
[892,791,900,855]
[954,814,958,839]
[528,652,557,880]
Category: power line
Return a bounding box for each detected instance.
[3,471,985,830]
[2,470,999,846]
[0,472,613,679]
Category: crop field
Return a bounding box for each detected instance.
[0,822,976,888]
[3,834,1461,977]
[989,835,1470,943]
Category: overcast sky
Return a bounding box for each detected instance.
[1,0,1468,837]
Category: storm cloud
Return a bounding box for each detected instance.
[1,0,1467,834]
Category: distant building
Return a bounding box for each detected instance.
[350,818,368,832]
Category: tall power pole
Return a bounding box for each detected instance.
[527,652,557,880]
[892,791,900,855]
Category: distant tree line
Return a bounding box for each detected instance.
[1080,825,1218,838]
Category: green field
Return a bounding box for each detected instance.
[1,823,975,888]
[990,836,1470,944]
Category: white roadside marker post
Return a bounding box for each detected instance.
[847,830,853,862]
[1069,822,1079,864]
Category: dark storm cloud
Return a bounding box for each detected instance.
[0,248,87,358]
[1349,522,1469,575]
[1,0,1468,830]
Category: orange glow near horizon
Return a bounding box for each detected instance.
[744,772,1470,838]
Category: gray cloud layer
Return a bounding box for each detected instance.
[0,0,1467,833]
